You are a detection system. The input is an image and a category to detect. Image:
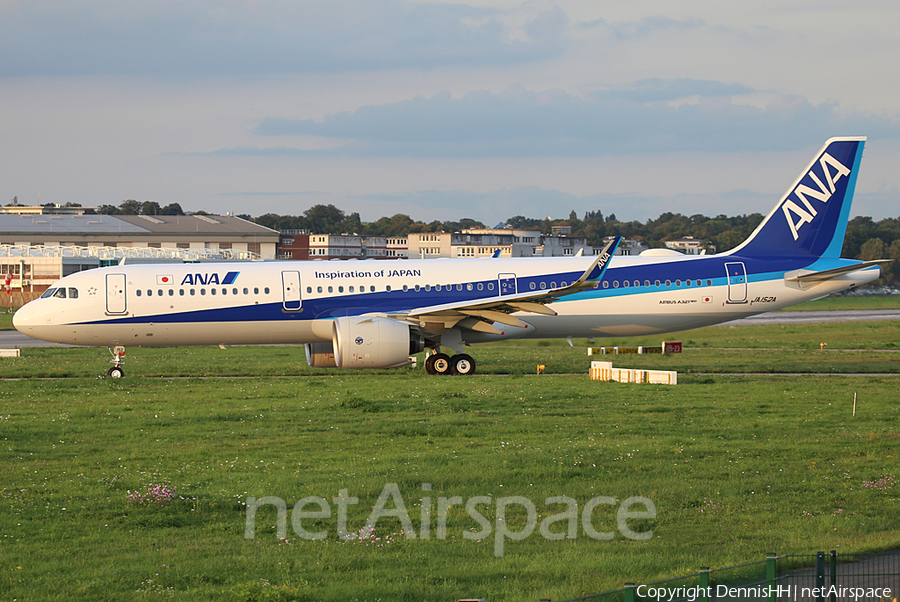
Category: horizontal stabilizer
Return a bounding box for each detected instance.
[785,260,890,288]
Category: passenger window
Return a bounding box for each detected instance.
[613,281,619,288]
[264,287,270,294]
[211,289,217,295]
[435,284,442,291]
[179,289,185,296]
[147,290,152,297]
[403,285,409,292]
[466,283,473,291]
[456,284,462,291]
[244,288,249,295]
[550,282,557,288]
[168,289,174,296]
[201,289,206,296]
[706,279,712,286]
[424,285,430,292]
[370,286,375,292]
[697,280,702,287]
[633,280,640,287]
[488,283,494,291]
[643,280,650,287]
[414,285,420,292]
[68,288,78,299]
[603,281,609,289]
[190,289,196,296]
[158,289,163,296]
[233,288,238,295]
[540,282,547,290]
[317,286,322,293]
[349,286,355,293]
[623,281,630,288]
[136,289,142,297]
[338,286,344,293]
[328,286,333,293]
[665,280,671,286]
[386,285,392,292]
[221,288,227,295]
[530,282,536,290]
[654,280,661,287]
[675,280,682,286]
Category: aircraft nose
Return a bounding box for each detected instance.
[13,300,42,335]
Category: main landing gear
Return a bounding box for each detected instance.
[424,352,477,376]
[107,346,126,378]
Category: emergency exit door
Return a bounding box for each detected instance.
[105,273,127,314]
[282,270,301,311]
[724,262,748,304]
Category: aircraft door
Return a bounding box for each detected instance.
[498,273,517,295]
[282,270,302,311]
[105,273,127,314]
[724,262,748,304]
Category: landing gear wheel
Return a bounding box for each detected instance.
[450,354,476,375]
[430,353,452,375]
[108,366,125,378]
[425,354,438,375]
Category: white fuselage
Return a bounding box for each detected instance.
[12,253,880,348]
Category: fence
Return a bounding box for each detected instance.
[553,551,899,602]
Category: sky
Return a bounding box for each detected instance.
[1,0,899,227]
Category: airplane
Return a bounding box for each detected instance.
[13,137,889,378]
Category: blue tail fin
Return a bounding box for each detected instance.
[728,137,865,259]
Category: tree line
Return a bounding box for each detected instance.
[82,200,900,284]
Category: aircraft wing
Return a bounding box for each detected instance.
[385,237,621,335]
[785,260,891,289]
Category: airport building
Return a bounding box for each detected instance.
[283,228,651,261]
[0,210,279,258]
[664,236,715,255]
[0,207,280,303]
[277,232,409,260]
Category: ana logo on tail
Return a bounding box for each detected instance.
[782,152,851,240]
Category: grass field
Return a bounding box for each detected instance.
[1,374,898,602]
[1,315,899,601]
[778,294,900,312]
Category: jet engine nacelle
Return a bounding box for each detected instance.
[332,316,424,369]
[305,342,337,368]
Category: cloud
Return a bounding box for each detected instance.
[577,15,779,45]
[0,1,567,78]
[602,78,759,103]
[248,84,900,157]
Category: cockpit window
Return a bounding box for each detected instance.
[40,287,77,299]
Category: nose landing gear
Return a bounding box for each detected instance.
[107,346,126,378]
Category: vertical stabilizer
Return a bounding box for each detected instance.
[728,137,865,259]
